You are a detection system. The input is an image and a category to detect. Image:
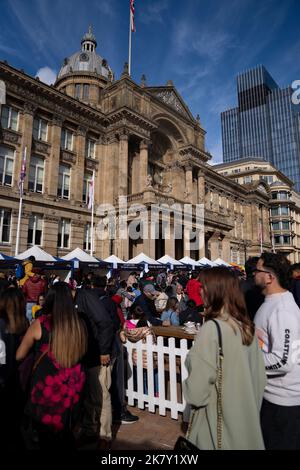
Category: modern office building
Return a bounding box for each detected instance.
[221,65,300,191]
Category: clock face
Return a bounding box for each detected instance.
[80,53,89,62]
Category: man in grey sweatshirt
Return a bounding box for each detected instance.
[254,253,300,450]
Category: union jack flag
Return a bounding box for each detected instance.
[130,0,136,32]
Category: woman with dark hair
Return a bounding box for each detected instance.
[16,282,87,450]
[0,288,28,449]
[183,267,266,450]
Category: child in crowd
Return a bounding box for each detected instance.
[120,305,158,396]
[31,294,45,320]
[161,297,180,326]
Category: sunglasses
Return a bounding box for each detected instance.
[253,268,272,275]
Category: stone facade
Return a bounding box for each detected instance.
[0,52,271,262]
[214,158,300,263]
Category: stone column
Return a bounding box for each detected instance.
[222,236,231,263]
[184,165,193,203]
[139,140,149,192]
[118,133,129,196]
[131,151,139,194]
[165,221,175,258]
[47,115,63,197]
[103,136,118,204]
[73,127,86,204]
[197,170,205,204]
[96,136,106,204]
[16,103,35,190]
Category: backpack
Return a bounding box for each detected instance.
[15,263,25,280]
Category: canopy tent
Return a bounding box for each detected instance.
[15,246,58,262]
[198,257,215,267]
[157,255,186,270]
[157,255,183,266]
[0,252,16,270]
[179,256,200,268]
[61,248,99,263]
[104,255,125,264]
[125,253,162,272]
[127,253,161,265]
[0,253,13,260]
[14,246,71,271]
[213,258,231,267]
[61,247,108,270]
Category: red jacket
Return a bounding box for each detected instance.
[23,275,47,303]
[112,294,125,328]
[186,279,203,306]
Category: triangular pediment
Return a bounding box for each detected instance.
[146,86,195,122]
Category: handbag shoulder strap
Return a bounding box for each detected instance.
[211,319,224,450]
[211,319,224,358]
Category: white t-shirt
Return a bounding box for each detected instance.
[254,291,300,406]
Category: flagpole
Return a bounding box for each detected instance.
[128,2,132,76]
[90,170,95,256]
[15,146,27,256]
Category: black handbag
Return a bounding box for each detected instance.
[174,319,224,451]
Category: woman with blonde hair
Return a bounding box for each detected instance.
[17,282,87,450]
[183,267,266,450]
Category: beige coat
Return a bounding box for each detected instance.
[183,320,266,450]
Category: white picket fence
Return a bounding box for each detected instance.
[124,335,191,421]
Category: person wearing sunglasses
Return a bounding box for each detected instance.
[254,253,300,450]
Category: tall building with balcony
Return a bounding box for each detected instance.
[214,158,300,263]
[0,28,271,262]
[221,65,300,192]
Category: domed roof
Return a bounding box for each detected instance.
[57,27,113,81]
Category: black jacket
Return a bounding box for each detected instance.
[132,294,162,326]
[76,288,114,368]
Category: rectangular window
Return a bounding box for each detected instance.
[274,236,281,245]
[83,173,92,204]
[58,219,70,249]
[272,222,280,230]
[57,165,70,199]
[75,84,81,99]
[243,176,252,184]
[33,117,48,141]
[60,128,73,151]
[83,84,89,101]
[28,156,44,193]
[283,236,291,245]
[1,105,19,131]
[282,221,291,231]
[83,223,91,251]
[27,214,43,245]
[0,146,14,186]
[271,207,279,216]
[281,206,289,216]
[0,209,11,243]
[85,139,96,159]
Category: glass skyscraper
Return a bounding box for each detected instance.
[221,65,300,191]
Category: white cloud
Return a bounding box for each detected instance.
[36,66,57,85]
[140,0,169,25]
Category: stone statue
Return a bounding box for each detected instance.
[146,174,153,187]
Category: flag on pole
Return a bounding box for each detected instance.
[18,147,27,197]
[130,0,136,32]
[88,173,94,210]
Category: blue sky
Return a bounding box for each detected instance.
[1,0,300,163]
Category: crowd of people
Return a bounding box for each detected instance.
[0,252,300,450]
